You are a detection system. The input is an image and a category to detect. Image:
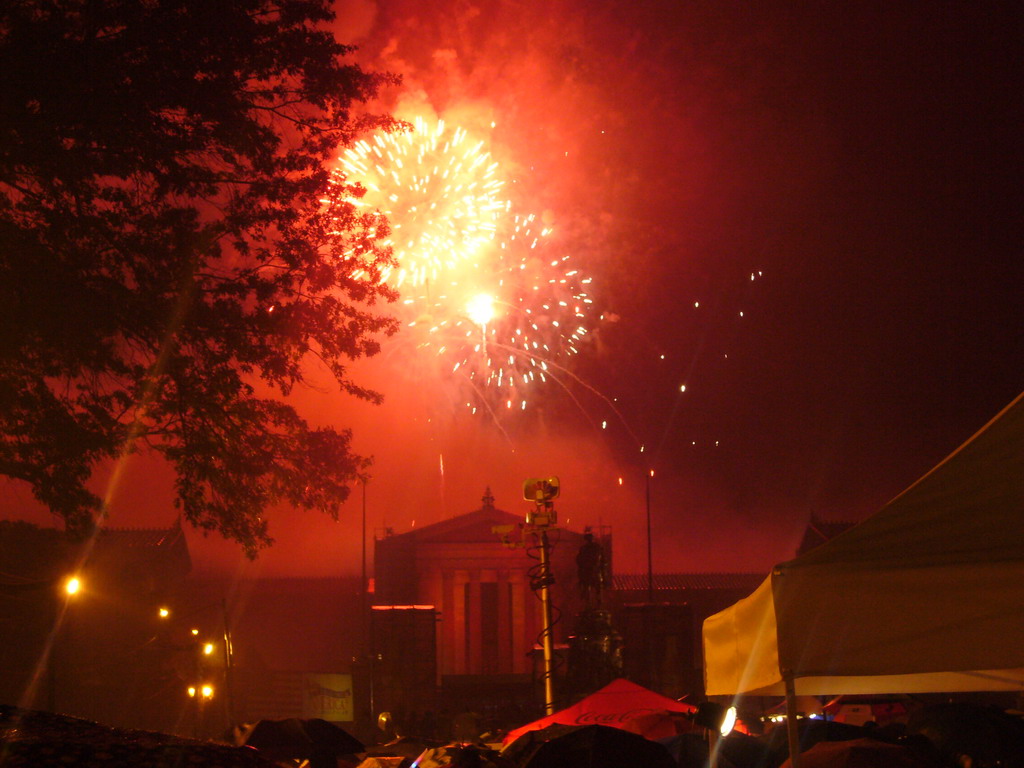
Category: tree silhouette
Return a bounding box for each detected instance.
[0,0,401,555]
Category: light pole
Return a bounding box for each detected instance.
[361,477,368,659]
[187,683,215,738]
[646,470,654,603]
[523,477,560,715]
[48,574,83,712]
[159,600,235,729]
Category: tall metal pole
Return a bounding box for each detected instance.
[361,478,367,657]
[537,527,556,715]
[221,598,235,728]
[646,470,654,603]
[784,673,802,768]
[361,478,376,724]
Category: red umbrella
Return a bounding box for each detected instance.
[502,679,695,745]
[618,709,701,740]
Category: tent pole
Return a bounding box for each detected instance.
[784,673,801,768]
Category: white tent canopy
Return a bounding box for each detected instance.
[703,390,1024,698]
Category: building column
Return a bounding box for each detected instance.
[441,569,455,676]
[467,570,482,674]
[497,569,511,673]
[452,570,469,675]
[510,570,528,674]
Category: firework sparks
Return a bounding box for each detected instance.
[338,116,507,287]
[430,212,593,409]
[333,117,594,412]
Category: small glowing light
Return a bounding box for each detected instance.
[679,384,686,393]
[739,311,744,317]
[466,293,495,325]
[201,685,214,699]
[65,577,81,596]
[694,301,700,308]
[191,628,199,636]
[187,686,197,698]
[659,354,665,360]
[203,643,215,656]
[649,470,655,478]
[617,477,623,485]
[601,420,607,429]
[158,607,170,618]
[721,706,738,736]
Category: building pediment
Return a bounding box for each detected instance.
[412,507,524,544]
[379,488,526,545]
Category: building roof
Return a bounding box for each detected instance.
[377,487,524,544]
[613,572,765,591]
[93,517,192,574]
[796,512,857,556]
[98,519,187,549]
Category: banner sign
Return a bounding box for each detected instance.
[301,673,353,722]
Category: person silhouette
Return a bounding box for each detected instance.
[576,530,605,607]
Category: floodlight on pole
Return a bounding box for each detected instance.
[523,475,560,715]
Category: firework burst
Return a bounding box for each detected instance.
[334,117,594,413]
[338,116,507,287]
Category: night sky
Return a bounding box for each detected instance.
[4,1,1022,578]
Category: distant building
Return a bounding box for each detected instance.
[0,506,859,738]
[371,488,602,729]
[373,488,596,680]
[610,573,765,700]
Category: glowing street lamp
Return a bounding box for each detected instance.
[162,600,235,727]
[49,574,83,711]
[187,684,215,699]
[64,576,81,596]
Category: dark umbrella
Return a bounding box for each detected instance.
[501,723,675,768]
[239,718,364,765]
[414,743,516,767]
[300,718,365,755]
[1,705,274,768]
[906,702,1024,768]
[716,731,773,768]
[364,736,446,760]
[779,737,935,768]
[657,732,742,768]
[759,719,868,767]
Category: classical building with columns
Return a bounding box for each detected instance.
[372,489,602,701]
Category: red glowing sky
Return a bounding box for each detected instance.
[4,0,1022,579]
